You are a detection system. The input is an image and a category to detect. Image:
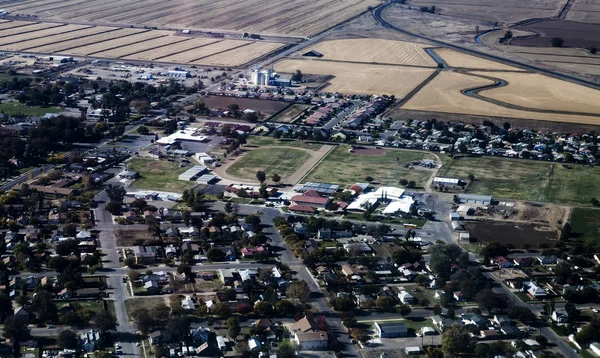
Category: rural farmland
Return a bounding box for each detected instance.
[0,0,381,36]
[435,48,522,70]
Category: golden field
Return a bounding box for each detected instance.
[435,48,522,70]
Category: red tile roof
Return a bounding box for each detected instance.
[291,195,330,206]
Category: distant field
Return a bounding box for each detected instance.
[512,20,600,48]
[437,156,600,205]
[246,136,324,151]
[225,147,311,180]
[128,158,198,192]
[303,145,437,186]
[405,0,563,23]
[567,0,600,23]
[465,221,556,247]
[275,59,435,97]
[400,71,600,124]
[0,0,381,36]
[435,48,521,70]
[203,96,289,117]
[306,38,436,66]
[0,102,61,116]
[570,208,600,243]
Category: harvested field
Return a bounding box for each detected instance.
[305,38,436,66]
[194,41,285,66]
[16,27,114,52]
[473,71,600,114]
[63,30,169,56]
[566,0,600,23]
[405,0,563,23]
[0,23,73,44]
[91,35,189,59]
[401,71,600,124]
[0,0,381,37]
[435,48,522,70]
[27,28,139,53]
[274,59,435,97]
[157,39,249,63]
[202,96,289,116]
[0,20,40,31]
[512,19,600,48]
[122,38,219,61]
[464,221,556,247]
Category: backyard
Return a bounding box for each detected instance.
[128,158,199,192]
[225,147,311,181]
[438,156,600,205]
[303,145,438,186]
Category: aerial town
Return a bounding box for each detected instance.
[0,1,599,358]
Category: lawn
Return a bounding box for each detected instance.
[437,156,600,205]
[246,135,323,151]
[124,297,166,319]
[570,207,600,242]
[269,104,312,123]
[53,300,106,314]
[0,102,61,116]
[128,158,198,192]
[225,147,311,180]
[303,145,437,186]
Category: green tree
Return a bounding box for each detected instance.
[0,293,11,321]
[429,244,463,279]
[2,316,30,340]
[211,302,232,318]
[93,311,118,333]
[375,296,395,311]
[134,308,155,335]
[286,281,310,304]
[442,326,471,355]
[256,170,266,183]
[551,37,564,47]
[58,329,78,349]
[206,247,226,262]
[397,304,412,317]
[271,173,281,184]
[31,290,58,322]
[277,340,299,358]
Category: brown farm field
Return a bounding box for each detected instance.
[512,20,600,48]
[274,59,435,97]
[566,0,600,23]
[304,38,437,66]
[401,71,600,124]
[202,97,289,117]
[0,21,282,67]
[0,0,381,36]
[434,48,522,70]
[464,221,556,247]
[405,0,564,23]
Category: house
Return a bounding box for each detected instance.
[190,326,210,343]
[241,246,265,258]
[182,296,195,311]
[493,315,511,326]
[537,256,557,265]
[219,269,235,285]
[249,337,262,351]
[289,317,318,333]
[551,310,569,323]
[13,307,29,323]
[149,331,164,345]
[181,241,200,255]
[480,329,500,339]
[133,246,157,264]
[513,257,534,267]
[144,280,159,292]
[453,291,466,302]
[80,330,100,352]
[461,313,487,328]
[217,336,230,351]
[291,193,331,208]
[492,256,513,268]
[405,347,421,355]
[294,331,328,350]
[525,282,547,299]
[500,324,521,336]
[398,291,414,304]
[374,322,408,338]
[218,246,237,261]
[252,318,275,332]
[590,342,600,357]
[293,222,310,238]
[431,315,450,331]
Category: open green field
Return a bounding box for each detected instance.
[571,207,600,242]
[226,147,311,180]
[438,157,600,205]
[303,145,437,186]
[128,158,198,192]
[0,102,61,116]
[246,135,323,151]
[270,104,312,123]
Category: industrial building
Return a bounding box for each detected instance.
[458,193,493,205]
[178,166,208,181]
[252,67,292,87]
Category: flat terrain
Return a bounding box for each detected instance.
[270,104,312,123]
[512,20,600,48]
[0,0,380,36]
[225,147,311,181]
[128,158,198,192]
[0,102,61,116]
[473,71,600,114]
[405,0,563,23]
[400,71,600,124]
[305,38,436,66]
[303,145,437,186]
[437,156,600,205]
[274,59,435,97]
[245,136,323,151]
[0,21,283,67]
[464,221,556,247]
[570,208,600,243]
[567,0,600,23]
[435,48,522,70]
[203,96,289,117]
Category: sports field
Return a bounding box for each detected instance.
[437,156,600,205]
[307,38,436,66]
[225,147,311,180]
[128,158,198,192]
[303,145,438,186]
[274,59,435,97]
[0,0,380,37]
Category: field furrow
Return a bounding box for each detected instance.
[196,41,284,66]
[92,35,188,59]
[26,28,145,53]
[0,24,88,48]
[0,22,65,40]
[158,39,249,63]
[122,38,220,61]
[18,27,113,51]
[62,30,167,56]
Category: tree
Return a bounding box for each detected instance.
[442,325,471,355]
[468,173,475,181]
[227,317,241,338]
[137,125,150,135]
[56,239,79,256]
[421,298,430,308]
[0,293,11,321]
[271,173,281,185]
[105,184,126,203]
[291,70,303,82]
[236,303,252,315]
[341,312,357,328]
[475,343,491,357]
[211,302,232,318]
[207,247,226,262]
[124,257,135,268]
[476,289,508,314]
[432,304,442,315]
[134,308,155,334]
[286,281,310,304]
[164,316,191,342]
[254,301,274,316]
[277,340,299,358]
[429,244,463,279]
[243,111,259,123]
[551,37,564,47]
[503,30,513,39]
[93,311,118,333]
[256,170,266,183]
[375,296,395,311]
[58,329,78,349]
[2,316,30,340]
[415,274,429,287]
[31,289,58,322]
[222,288,237,301]
[397,304,412,317]
[275,300,296,316]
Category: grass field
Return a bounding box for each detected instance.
[438,156,600,204]
[124,297,166,319]
[246,136,323,151]
[570,208,600,242]
[0,102,61,116]
[270,104,311,123]
[128,158,198,192]
[303,145,437,186]
[225,147,311,180]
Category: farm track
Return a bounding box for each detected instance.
[556,0,575,19]
[396,70,440,106]
[374,2,600,90]
[287,57,436,69]
[461,71,600,117]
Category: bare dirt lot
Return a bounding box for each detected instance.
[202,96,289,117]
[352,147,386,156]
[464,221,557,247]
[512,20,600,48]
[1,0,380,37]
